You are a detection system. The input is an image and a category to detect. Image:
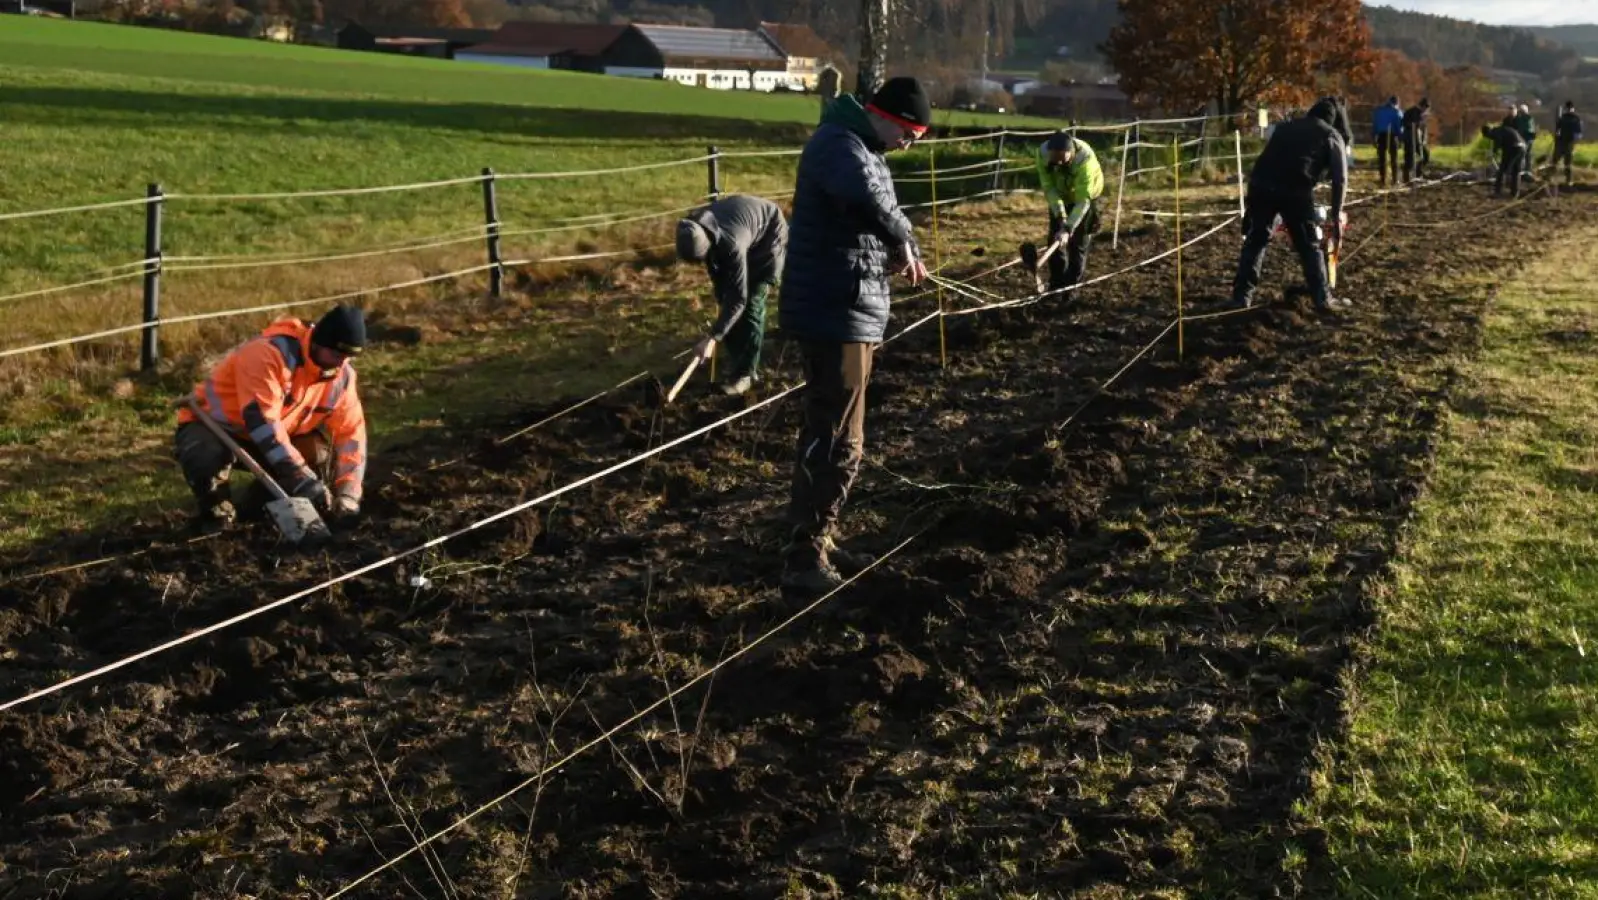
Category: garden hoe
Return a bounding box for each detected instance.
[1019,236,1065,295]
[184,397,331,547]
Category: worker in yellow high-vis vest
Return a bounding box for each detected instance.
[1035,130,1105,293]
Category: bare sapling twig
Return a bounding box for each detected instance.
[641,570,687,812]
[354,815,430,900]
[505,620,590,897]
[360,728,457,900]
[584,701,674,812]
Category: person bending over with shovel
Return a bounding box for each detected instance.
[1232,96,1350,313]
[674,194,788,396]
[1033,130,1104,295]
[174,304,367,532]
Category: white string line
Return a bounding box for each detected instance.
[325,532,922,899]
[494,203,703,242]
[165,225,489,264]
[0,270,145,307]
[0,117,1228,224]
[497,155,715,181]
[0,232,1067,714]
[896,165,1029,185]
[946,214,1240,316]
[0,244,675,360]
[716,147,804,159]
[168,175,488,203]
[164,244,671,329]
[0,384,801,716]
[163,231,493,273]
[902,157,1006,177]
[0,195,156,223]
[903,188,1039,211]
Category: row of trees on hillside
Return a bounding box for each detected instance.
[1364,6,1581,80]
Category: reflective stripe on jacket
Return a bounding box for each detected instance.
[177,318,368,498]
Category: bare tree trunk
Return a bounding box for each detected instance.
[856,0,890,97]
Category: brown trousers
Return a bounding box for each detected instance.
[174,421,331,507]
[787,341,874,541]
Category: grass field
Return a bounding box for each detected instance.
[1303,230,1598,897]
[0,19,1065,366]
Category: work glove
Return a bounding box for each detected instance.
[692,336,717,362]
[286,470,331,511]
[329,492,361,525]
[1050,222,1069,247]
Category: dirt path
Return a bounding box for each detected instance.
[1,179,1592,899]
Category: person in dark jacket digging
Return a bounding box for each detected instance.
[1232,96,1350,313]
[1553,101,1584,187]
[675,194,788,396]
[777,75,930,595]
[1511,104,1538,177]
[1483,122,1527,198]
[1402,98,1431,183]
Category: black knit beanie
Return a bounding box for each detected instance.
[868,76,932,130]
[311,305,367,356]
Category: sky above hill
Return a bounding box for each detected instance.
[1373,1,1595,26]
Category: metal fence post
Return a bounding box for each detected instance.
[990,131,1007,196]
[140,183,163,372]
[481,167,503,299]
[707,145,722,200]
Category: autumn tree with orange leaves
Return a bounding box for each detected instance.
[1104,0,1377,117]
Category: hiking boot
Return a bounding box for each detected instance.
[781,561,846,596]
[1316,295,1353,312]
[719,374,756,396]
[822,535,876,576]
[1233,293,1255,310]
[781,533,846,596]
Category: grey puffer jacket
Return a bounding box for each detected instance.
[778,95,918,344]
[683,195,787,341]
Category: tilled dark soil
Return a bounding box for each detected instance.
[0,178,1591,899]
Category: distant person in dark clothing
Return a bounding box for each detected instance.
[1373,96,1403,187]
[778,75,930,595]
[1232,97,1349,313]
[1553,101,1584,186]
[675,195,788,396]
[1483,122,1527,198]
[1511,104,1537,176]
[1402,98,1431,183]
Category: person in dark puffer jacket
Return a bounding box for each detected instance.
[778,75,930,595]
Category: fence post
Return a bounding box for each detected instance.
[481,167,503,299]
[1132,120,1143,183]
[707,145,721,200]
[140,183,163,372]
[1234,129,1246,216]
[1112,127,1131,251]
[990,131,1007,196]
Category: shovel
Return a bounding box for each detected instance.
[663,354,705,405]
[185,397,331,547]
[1019,236,1065,295]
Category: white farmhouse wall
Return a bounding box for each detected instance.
[457,53,550,69]
[606,65,804,92]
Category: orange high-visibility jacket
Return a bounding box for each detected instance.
[178,318,367,500]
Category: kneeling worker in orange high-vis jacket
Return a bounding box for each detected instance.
[174,305,368,530]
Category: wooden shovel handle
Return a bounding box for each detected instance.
[185,396,291,501]
[664,356,703,405]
